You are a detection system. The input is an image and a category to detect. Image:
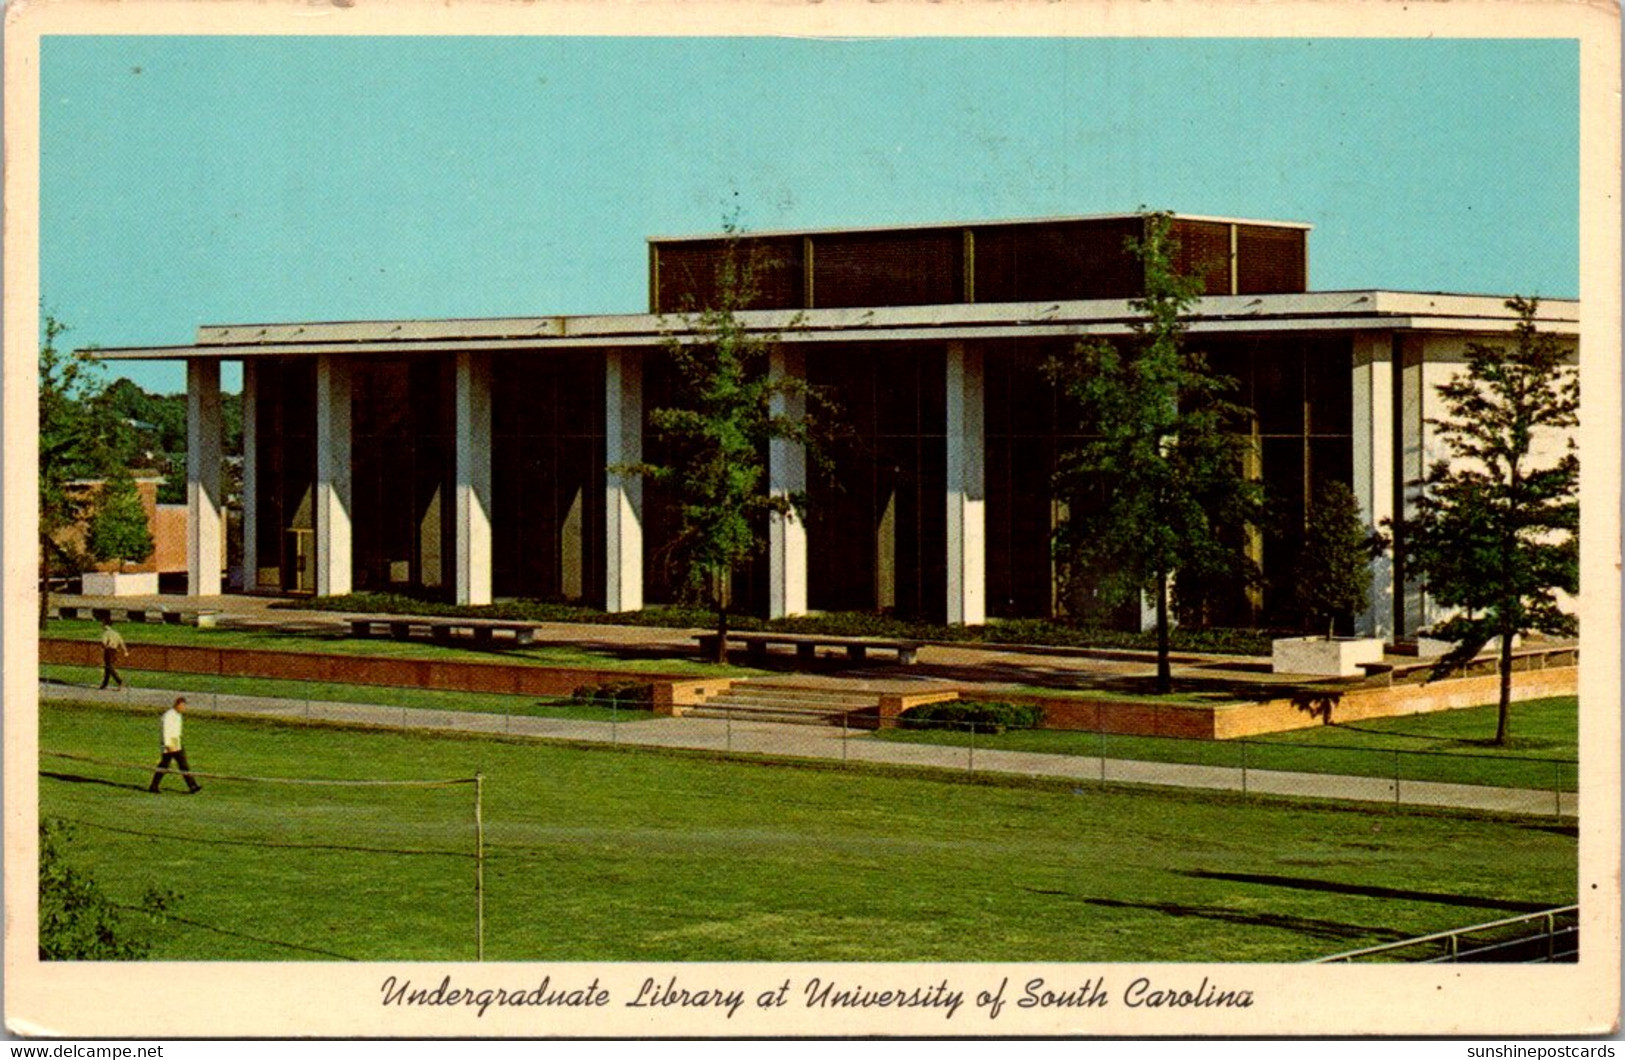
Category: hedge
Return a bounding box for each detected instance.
[898,700,1046,735]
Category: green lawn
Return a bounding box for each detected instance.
[876,697,1579,792]
[39,663,662,724]
[44,618,756,677]
[38,699,1576,963]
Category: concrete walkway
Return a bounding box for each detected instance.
[42,590,1340,699]
[39,679,1577,819]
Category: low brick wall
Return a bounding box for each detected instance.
[875,690,961,725]
[40,637,692,701]
[997,666,1577,741]
[1210,666,1578,740]
[653,678,735,716]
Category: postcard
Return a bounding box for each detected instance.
[4,0,1619,1039]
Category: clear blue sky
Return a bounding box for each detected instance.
[40,36,1579,394]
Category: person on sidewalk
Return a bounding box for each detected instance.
[149,697,202,794]
[98,619,128,690]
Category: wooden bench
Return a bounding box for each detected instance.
[348,616,538,647]
[694,631,921,666]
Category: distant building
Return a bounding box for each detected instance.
[97,213,1579,635]
[53,475,193,594]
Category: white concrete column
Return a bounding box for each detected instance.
[604,349,644,613]
[239,359,258,592]
[454,351,494,606]
[1351,335,1394,636]
[945,341,986,625]
[314,354,353,597]
[768,347,808,618]
[1398,335,1462,634]
[186,359,223,597]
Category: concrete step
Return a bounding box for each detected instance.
[708,685,880,708]
[687,684,883,726]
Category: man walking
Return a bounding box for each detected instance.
[149,697,202,794]
[99,618,128,690]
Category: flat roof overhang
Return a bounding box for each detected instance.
[646,210,1314,244]
[92,290,1581,362]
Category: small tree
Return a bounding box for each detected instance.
[86,464,154,571]
[1404,297,1578,746]
[1046,211,1263,693]
[1293,480,1382,638]
[631,225,820,662]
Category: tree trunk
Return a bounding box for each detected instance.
[38,535,51,631]
[1495,624,1514,746]
[1155,567,1171,695]
[712,588,730,666]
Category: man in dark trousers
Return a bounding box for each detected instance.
[149,696,202,794]
[99,618,128,690]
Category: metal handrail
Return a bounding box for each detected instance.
[1312,905,1579,963]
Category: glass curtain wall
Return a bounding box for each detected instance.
[251,357,316,594]
[805,344,947,621]
[491,351,606,604]
[349,356,455,598]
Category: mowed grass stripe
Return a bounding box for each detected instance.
[39,701,1575,963]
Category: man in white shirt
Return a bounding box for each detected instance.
[148,696,202,794]
[99,619,128,690]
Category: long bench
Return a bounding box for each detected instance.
[347,616,538,648]
[57,604,219,628]
[694,631,921,666]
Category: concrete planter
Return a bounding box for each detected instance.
[1272,636,1385,677]
[79,571,159,597]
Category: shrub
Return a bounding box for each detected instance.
[39,819,176,960]
[898,700,1045,735]
[570,681,654,710]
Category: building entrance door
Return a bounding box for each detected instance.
[284,528,315,594]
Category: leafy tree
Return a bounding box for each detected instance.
[1404,297,1578,745]
[629,225,820,663]
[1293,479,1383,638]
[86,464,155,570]
[101,378,242,504]
[39,316,128,626]
[1046,212,1263,693]
[39,819,176,960]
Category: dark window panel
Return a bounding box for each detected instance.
[1169,219,1234,295]
[1236,224,1308,294]
[972,218,1143,303]
[811,230,960,308]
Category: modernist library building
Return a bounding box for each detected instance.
[102,213,1579,637]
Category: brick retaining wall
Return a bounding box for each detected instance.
[40,638,690,699]
[994,665,1577,740]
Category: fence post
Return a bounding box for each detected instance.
[474,772,485,962]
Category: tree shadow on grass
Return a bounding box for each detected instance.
[1059,894,1410,945]
[1178,869,1560,914]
